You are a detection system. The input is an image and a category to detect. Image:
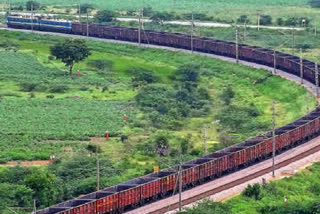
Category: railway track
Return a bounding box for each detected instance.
[1,25,320,214]
[127,135,320,214]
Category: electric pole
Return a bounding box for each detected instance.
[138,8,142,46]
[316,63,319,98]
[272,100,276,178]
[292,28,295,55]
[300,48,303,84]
[236,28,239,63]
[191,11,194,53]
[273,50,277,75]
[78,3,81,22]
[86,9,89,37]
[96,158,100,191]
[243,21,247,41]
[315,25,317,36]
[178,154,182,212]
[33,199,36,214]
[257,10,261,31]
[203,124,208,155]
[31,3,34,33]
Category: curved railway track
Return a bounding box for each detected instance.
[1,25,320,214]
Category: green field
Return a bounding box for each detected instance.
[0,29,316,213]
[183,163,320,214]
[2,0,319,25]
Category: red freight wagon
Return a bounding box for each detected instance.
[116,184,141,209]
[36,207,70,214]
[79,191,118,214]
[122,177,161,201]
[146,171,177,195]
[223,147,246,169]
[51,199,96,214]
[184,158,214,181]
[203,152,231,176]
[182,164,199,186]
[275,130,291,150]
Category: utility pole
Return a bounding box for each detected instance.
[86,9,89,37]
[273,50,277,75]
[292,28,295,55]
[315,25,317,36]
[7,0,11,15]
[257,10,261,31]
[78,3,81,22]
[272,100,276,178]
[316,63,319,98]
[31,3,34,33]
[243,21,247,41]
[138,8,142,46]
[96,158,100,191]
[33,199,36,214]
[203,124,208,155]
[191,11,194,53]
[178,154,182,212]
[300,48,303,84]
[236,28,239,63]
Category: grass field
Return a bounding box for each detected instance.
[0,29,316,212]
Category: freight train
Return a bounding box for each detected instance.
[5,16,320,214]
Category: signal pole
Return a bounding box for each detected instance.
[273,50,277,75]
[257,10,261,31]
[316,63,319,98]
[292,28,295,55]
[272,100,276,178]
[203,124,208,155]
[96,158,100,191]
[236,28,239,63]
[300,48,303,84]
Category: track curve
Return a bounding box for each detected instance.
[1,26,319,214]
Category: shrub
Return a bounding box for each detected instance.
[129,68,160,86]
[242,183,261,200]
[87,59,113,72]
[260,15,272,25]
[49,84,69,93]
[276,18,284,26]
[95,10,115,23]
[20,82,47,92]
[46,95,54,99]
[120,134,129,143]
[79,86,89,91]
[237,15,250,24]
[48,55,55,60]
[172,64,200,82]
[309,0,320,8]
[220,86,235,105]
[153,134,170,156]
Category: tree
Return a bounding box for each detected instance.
[309,0,320,8]
[26,1,40,11]
[173,64,200,82]
[50,39,91,75]
[237,15,250,24]
[150,12,174,25]
[78,4,94,14]
[95,10,115,23]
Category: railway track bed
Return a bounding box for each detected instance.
[127,135,320,214]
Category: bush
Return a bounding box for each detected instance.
[95,10,115,23]
[172,64,200,82]
[48,55,55,60]
[260,15,272,25]
[309,0,320,8]
[153,134,170,156]
[129,68,160,86]
[220,86,235,105]
[20,82,47,92]
[87,59,113,72]
[237,15,250,24]
[276,18,284,26]
[46,95,54,99]
[26,1,40,11]
[242,183,261,200]
[49,84,69,93]
[79,86,89,91]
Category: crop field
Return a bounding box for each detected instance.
[4,0,317,25]
[0,29,317,213]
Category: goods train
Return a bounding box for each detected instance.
[6,16,320,214]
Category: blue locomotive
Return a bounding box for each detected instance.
[6,16,72,33]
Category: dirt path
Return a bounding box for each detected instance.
[0,160,51,167]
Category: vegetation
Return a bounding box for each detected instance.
[94,10,115,23]
[182,163,320,214]
[50,39,91,75]
[0,28,316,213]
